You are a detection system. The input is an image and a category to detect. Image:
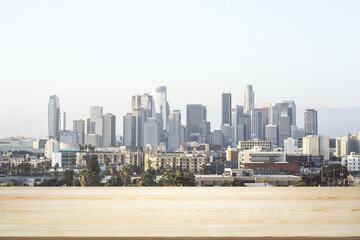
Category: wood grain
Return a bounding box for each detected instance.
[0,187,359,237]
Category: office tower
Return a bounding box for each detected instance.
[134,108,145,149]
[143,117,160,151]
[73,119,85,145]
[84,134,102,148]
[155,86,169,130]
[199,121,211,144]
[231,105,244,143]
[283,100,296,126]
[222,93,232,125]
[221,124,233,148]
[211,130,224,148]
[103,113,116,147]
[132,93,155,121]
[297,128,305,139]
[265,124,278,147]
[261,102,271,135]
[48,95,60,141]
[278,114,291,148]
[90,106,103,136]
[303,135,330,160]
[271,104,279,125]
[244,85,254,115]
[83,117,91,135]
[180,125,185,145]
[241,114,251,141]
[59,130,78,148]
[123,113,136,151]
[186,104,207,141]
[61,112,66,131]
[304,109,318,136]
[168,110,181,151]
[251,109,263,140]
[291,125,298,139]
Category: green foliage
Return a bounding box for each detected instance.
[138,167,157,186]
[119,165,133,186]
[78,169,102,187]
[296,174,321,186]
[16,162,31,175]
[105,176,124,186]
[73,178,81,186]
[62,170,74,186]
[87,155,100,175]
[324,164,347,179]
[158,169,196,187]
[221,181,245,187]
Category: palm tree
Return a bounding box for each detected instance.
[70,158,76,169]
[104,158,110,170]
[119,165,133,186]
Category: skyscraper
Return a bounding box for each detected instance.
[231,105,244,143]
[123,113,136,151]
[283,100,296,126]
[143,117,160,151]
[244,85,254,115]
[61,112,66,131]
[103,113,116,147]
[168,110,181,152]
[222,93,232,125]
[304,109,318,136]
[251,109,263,140]
[186,104,207,141]
[279,114,291,147]
[90,106,103,136]
[155,86,169,130]
[48,95,60,141]
[132,93,155,121]
[73,119,85,145]
[265,124,278,147]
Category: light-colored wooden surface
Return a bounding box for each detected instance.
[0,187,359,237]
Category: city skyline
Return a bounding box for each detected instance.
[1,1,360,139]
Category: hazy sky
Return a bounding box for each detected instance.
[0,0,359,139]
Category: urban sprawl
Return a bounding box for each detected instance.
[1,85,359,187]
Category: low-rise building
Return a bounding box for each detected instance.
[238,147,286,168]
[341,152,360,172]
[145,150,208,173]
[238,140,271,151]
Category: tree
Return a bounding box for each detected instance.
[138,167,156,186]
[324,164,348,186]
[119,165,133,186]
[105,176,123,186]
[62,170,74,186]
[104,158,111,171]
[109,164,116,177]
[87,155,100,175]
[78,169,101,186]
[16,162,31,175]
[296,174,321,186]
[70,158,76,168]
[159,169,196,187]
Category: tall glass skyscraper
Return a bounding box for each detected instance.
[244,84,254,115]
[48,95,60,141]
[155,86,169,130]
[221,93,232,125]
[304,109,318,136]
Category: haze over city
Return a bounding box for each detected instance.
[0,0,359,139]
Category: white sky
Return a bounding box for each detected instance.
[0,0,359,138]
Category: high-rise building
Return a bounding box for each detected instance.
[211,130,224,148]
[251,109,263,140]
[132,93,155,121]
[222,93,232,125]
[186,104,207,141]
[261,102,271,136]
[103,113,116,147]
[303,135,329,160]
[123,113,136,151]
[284,138,299,154]
[44,139,60,159]
[83,117,91,135]
[61,112,66,131]
[48,95,60,141]
[90,106,103,136]
[143,117,160,151]
[231,105,244,143]
[265,124,278,147]
[155,86,169,130]
[221,124,233,148]
[278,114,291,148]
[59,130,78,148]
[73,119,85,145]
[335,135,359,158]
[304,109,318,136]
[168,110,181,152]
[283,100,296,126]
[134,108,145,149]
[244,85,254,115]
